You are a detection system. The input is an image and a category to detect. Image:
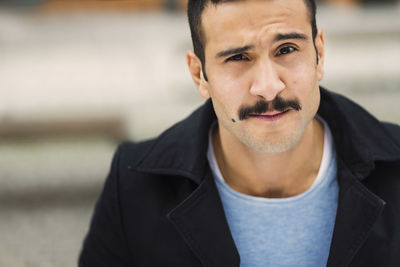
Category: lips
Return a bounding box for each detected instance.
[250,109,290,121]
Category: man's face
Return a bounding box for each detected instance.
[189,0,325,154]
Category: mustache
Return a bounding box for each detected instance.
[238,96,302,121]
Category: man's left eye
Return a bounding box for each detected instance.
[277,46,297,56]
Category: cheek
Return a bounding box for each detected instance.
[208,81,247,120]
[311,86,321,111]
[209,71,249,101]
[292,62,316,83]
[302,83,321,119]
[288,48,319,77]
[288,59,319,94]
[288,67,320,114]
[210,95,237,123]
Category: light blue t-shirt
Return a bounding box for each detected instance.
[207,118,339,267]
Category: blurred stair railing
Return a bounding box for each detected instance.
[0,115,128,142]
[33,0,188,12]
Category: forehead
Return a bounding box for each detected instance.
[201,0,310,50]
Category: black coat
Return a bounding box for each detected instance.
[79,88,400,267]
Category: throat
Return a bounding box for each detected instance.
[222,167,319,198]
[212,118,325,199]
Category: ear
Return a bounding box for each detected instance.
[186,50,210,99]
[315,29,325,81]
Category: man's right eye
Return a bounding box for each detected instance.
[226,54,248,62]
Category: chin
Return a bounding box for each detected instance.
[242,129,304,155]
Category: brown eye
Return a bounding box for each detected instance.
[277,46,297,56]
[226,54,248,62]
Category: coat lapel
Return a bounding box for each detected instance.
[167,170,240,267]
[327,159,386,267]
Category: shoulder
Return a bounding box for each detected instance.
[112,139,157,171]
[382,122,400,145]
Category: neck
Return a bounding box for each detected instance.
[212,118,325,198]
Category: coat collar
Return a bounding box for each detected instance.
[167,169,240,266]
[135,87,400,184]
[318,88,400,179]
[135,98,215,184]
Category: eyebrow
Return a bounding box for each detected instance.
[273,32,309,42]
[216,45,254,59]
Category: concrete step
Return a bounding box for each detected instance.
[0,137,117,199]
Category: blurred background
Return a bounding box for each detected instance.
[0,0,399,266]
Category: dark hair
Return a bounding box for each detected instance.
[187,0,318,80]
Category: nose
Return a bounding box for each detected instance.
[249,58,285,101]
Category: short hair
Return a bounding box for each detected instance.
[187,0,318,79]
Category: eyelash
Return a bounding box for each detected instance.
[225,45,298,62]
[276,45,298,56]
[225,54,249,62]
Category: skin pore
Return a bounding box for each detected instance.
[187,0,326,198]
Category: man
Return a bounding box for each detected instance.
[79,0,400,266]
